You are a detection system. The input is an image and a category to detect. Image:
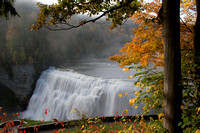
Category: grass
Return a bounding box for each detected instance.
[57,122,133,133]
[19,119,54,127]
[0,109,165,133]
[16,117,135,132]
[0,116,166,133]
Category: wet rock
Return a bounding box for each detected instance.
[0,65,35,109]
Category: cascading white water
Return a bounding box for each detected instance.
[22,67,142,121]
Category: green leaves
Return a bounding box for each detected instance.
[0,0,19,19]
[31,0,142,31]
[127,66,164,114]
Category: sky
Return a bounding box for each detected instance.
[37,0,58,4]
[37,0,153,5]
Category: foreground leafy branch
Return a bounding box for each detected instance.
[30,0,141,31]
[0,0,19,19]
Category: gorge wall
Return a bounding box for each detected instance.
[0,65,36,110]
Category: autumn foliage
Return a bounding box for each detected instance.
[110,0,163,67]
[110,0,194,68]
[1,0,198,132]
[110,0,200,132]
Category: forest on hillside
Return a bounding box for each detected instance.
[0,1,135,74]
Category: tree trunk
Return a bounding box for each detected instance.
[194,0,200,108]
[162,0,182,132]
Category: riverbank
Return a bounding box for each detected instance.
[17,115,158,133]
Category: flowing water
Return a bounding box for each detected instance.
[21,60,143,121]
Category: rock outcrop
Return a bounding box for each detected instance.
[0,65,36,108]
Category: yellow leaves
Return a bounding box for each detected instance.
[118,94,123,97]
[181,105,184,110]
[154,90,159,94]
[129,98,136,106]
[119,93,128,97]
[136,82,140,87]
[82,125,84,129]
[182,0,196,10]
[197,107,200,114]
[150,85,155,88]
[129,99,133,105]
[145,98,150,102]
[196,129,200,133]
[57,128,65,132]
[135,91,140,96]
[158,113,164,120]
[123,67,130,72]
[146,88,150,92]
[124,109,129,113]
[52,4,58,9]
[71,109,76,113]
[129,75,134,79]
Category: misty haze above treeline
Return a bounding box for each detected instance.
[0,0,136,73]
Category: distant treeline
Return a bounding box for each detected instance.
[0,1,135,74]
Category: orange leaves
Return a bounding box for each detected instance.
[129,75,134,79]
[110,0,195,69]
[110,1,163,68]
[13,112,19,117]
[34,125,39,132]
[118,94,123,97]
[158,113,164,120]
[129,98,136,106]
[135,91,140,96]
[123,67,130,72]
[142,0,162,14]
[181,0,196,11]
[119,93,128,98]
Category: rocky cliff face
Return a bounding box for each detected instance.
[0,65,36,108]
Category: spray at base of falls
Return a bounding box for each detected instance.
[21,68,142,121]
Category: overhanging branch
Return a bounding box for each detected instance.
[43,0,134,31]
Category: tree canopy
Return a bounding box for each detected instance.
[30,0,141,31]
[0,0,19,19]
[110,0,199,132]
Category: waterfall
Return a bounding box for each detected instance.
[21,68,142,121]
